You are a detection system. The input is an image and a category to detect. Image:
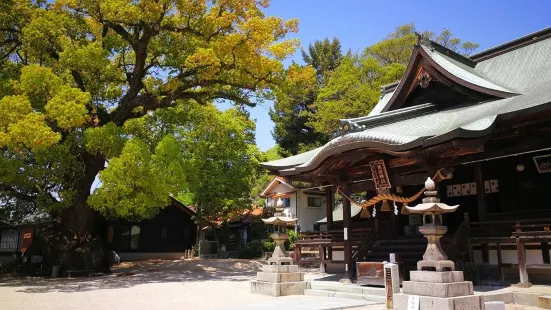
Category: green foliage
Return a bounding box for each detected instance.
[285,229,297,250]
[262,239,276,252]
[250,145,282,207]
[191,244,199,257]
[0,0,297,225]
[238,240,263,259]
[181,104,261,222]
[270,38,342,156]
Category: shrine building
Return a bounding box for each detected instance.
[261,27,551,284]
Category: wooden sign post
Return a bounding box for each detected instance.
[384,262,400,309]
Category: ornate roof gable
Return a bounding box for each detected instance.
[380,35,516,113]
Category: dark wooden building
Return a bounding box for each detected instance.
[263,27,551,284]
[108,197,197,259]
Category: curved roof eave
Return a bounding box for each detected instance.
[260,147,322,170]
[279,137,425,176]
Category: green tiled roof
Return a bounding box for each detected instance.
[262,31,551,176]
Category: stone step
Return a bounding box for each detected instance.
[309,281,386,296]
[304,289,386,303]
[514,292,541,307]
[538,295,551,309]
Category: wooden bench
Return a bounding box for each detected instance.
[66,269,94,278]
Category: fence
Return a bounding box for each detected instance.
[0,240,18,252]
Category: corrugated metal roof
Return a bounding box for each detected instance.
[316,201,363,223]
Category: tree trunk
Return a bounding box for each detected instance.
[41,153,110,274]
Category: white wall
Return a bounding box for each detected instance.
[263,181,327,232]
[473,247,549,265]
[296,190,327,232]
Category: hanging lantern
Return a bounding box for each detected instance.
[381,199,391,212]
[360,207,371,218]
[401,203,410,215]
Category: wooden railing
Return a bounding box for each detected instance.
[294,226,377,272]
[466,217,551,285]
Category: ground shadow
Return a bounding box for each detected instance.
[0,259,263,294]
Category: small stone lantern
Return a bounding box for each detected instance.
[261,197,297,265]
[406,177,458,272]
[251,196,306,296]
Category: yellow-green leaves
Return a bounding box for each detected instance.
[88,135,187,219]
[45,86,91,129]
[84,122,126,158]
[0,95,61,149]
[17,65,62,109]
[185,48,221,80]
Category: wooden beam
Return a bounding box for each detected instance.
[343,181,375,194]
[388,156,420,168]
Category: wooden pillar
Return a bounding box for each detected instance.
[325,187,334,230]
[294,245,301,268]
[515,221,531,286]
[496,243,504,285]
[325,187,334,261]
[542,242,550,264]
[319,245,326,273]
[463,213,474,262]
[342,190,353,282]
[474,162,487,222]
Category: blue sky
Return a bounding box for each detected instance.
[225,0,551,151]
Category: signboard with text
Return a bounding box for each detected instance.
[370,160,391,191]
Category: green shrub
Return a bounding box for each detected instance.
[285,229,297,250]
[191,244,199,256]
[262,239,276,252]
[238,240,263,259]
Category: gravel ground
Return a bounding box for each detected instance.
[0,259,377,310]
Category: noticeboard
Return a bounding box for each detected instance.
[370,160,391,190]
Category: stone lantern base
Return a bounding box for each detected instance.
[393,270,481,310]
[250,232,306,297]
[250,264,307,297]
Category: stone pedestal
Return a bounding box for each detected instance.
[394,271,481,310]
[250,261,306,297]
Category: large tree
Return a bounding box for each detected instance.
[269,38,343,156]
[249,144,281,207]
[0,0,298,269]
[307,24,479,135]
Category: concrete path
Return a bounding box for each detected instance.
[213,296,380,310]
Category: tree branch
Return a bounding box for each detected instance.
[0,184,37,203]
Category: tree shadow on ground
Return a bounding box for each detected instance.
[0,259,263,294]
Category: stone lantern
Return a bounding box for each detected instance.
[405,177,458,272]
[393,177,482,310]
[261,199,296,265]
[251,196,306,296]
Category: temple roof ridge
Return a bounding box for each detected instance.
[471,26,551,62]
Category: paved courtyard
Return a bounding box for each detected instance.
[0,259,382,310]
